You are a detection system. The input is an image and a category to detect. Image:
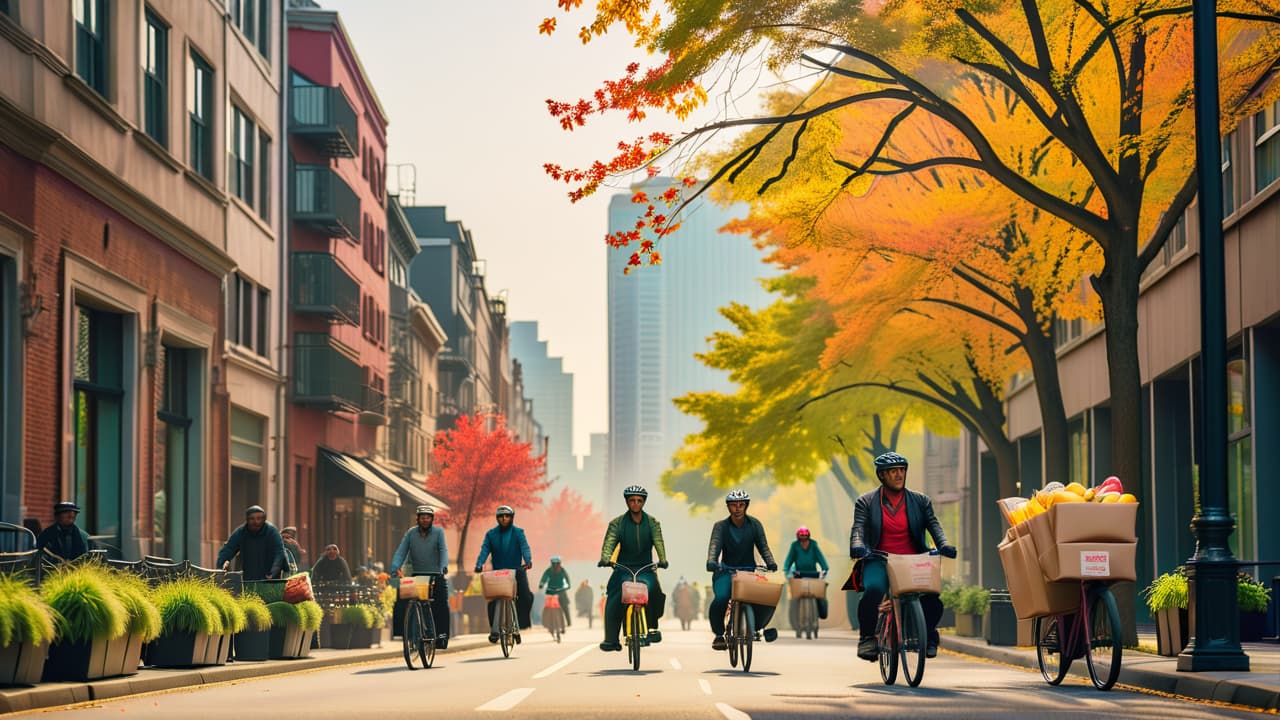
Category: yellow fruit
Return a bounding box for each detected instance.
[1100,493,1121,503]
[1084,488,1097,501]
[1026,495,1045,513]
[1065,483,1087,496]
[1054,491,1085,504]
[1117,493,1137,504]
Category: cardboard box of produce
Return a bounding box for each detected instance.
[999,533,1078,619]
[1027,502,1138,554]
[1038,542,1137,582]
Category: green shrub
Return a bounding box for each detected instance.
[109,571,162,642]
[1238,573,1272,613]
[244,580,285,605]
[152,578,223,636]
[239,594,273,632]
[338,605,372,628]
[369,605,386,629]
[1142,569,1189,613]
[959,586,991,615]
[939,578,963,612]
[40,564,128,643]
[380,585,397,617]
[0,575,58,647]
[296,600,323,632]
[206,587,247,635]
[266,601,301,629]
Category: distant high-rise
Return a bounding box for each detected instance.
[510,322,576,488]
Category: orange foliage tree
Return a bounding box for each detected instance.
[521,486,609,564]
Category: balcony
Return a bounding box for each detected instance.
[292,164,360,240]
[292,253,360,325]
[293,333,362,412]
[389,283,408,318]
[289,85,358,158]
[358,384,387,425]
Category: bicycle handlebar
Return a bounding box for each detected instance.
[720,565,772,573]
[611,562,659,580]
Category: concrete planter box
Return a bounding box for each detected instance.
[955,613,983,638]
[147,631,213,668]
[1155,607,1189,656]
[0,641,48,686]
[268,625,315,659]
[233,630,271,661]
[44,633,137,681]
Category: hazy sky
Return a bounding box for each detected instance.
[319,1,696,457]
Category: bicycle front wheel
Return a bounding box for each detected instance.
[877,609,898,685]
[899,597,927,687]
[402,600,421,670]
[629,605,643,671]
[420,600,437,669]
[1085,587,1122,690]
[726,604,739,668]
[739,603,755,673]
[499,600,515,658]
[1035,615,1071,685]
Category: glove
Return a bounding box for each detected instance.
[597,560,611,568]
[706,561,719,572]
[850,546,868,560]
[820,570,828,579]
[766,563,778,572]
[786,571,795,579]
[395,568,404,578]
[657,560,669,569]
[473,566,482,574]
[939,545,958,559]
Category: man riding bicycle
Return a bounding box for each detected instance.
[539,556,572,626]
[850,452,957,661]
[785,526,830,622]
[707,489,779,651]
[389,505,450,649]
[474,505,534,645]
[597,485,668,652]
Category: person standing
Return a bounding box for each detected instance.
[311,544,353,585]
[473,505,534,643]
[216,505,286,581]
[706,490,779,650]
[36,502,92,561]
[784,526,831,625]
[539,556,573,626]
[389,505,451,649]
[597,485,668,652]
[280,526,308,574]
[574,580,595,629]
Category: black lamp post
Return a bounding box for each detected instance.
[1177,0,1249,672]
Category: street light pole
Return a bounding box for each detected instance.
[1178,0,1249,673]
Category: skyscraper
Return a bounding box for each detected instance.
[510,321,576,488]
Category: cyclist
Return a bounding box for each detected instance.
[474,505,533,644]
[706,489,779,651]
[850,451,957,661]
[597,485,669,652]
[784,526,830,623]
[389,505,450,649]
[539,556,572,626]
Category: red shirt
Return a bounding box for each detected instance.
[877,492,916,555]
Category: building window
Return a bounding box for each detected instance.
[142,10,167,145]
[155,345,193,559]
[230,407,264,534]
[1164,211,1188,265]
[230,0,270,59]
[228,273,269,357]
[1222,132,1235,217]
[1255,101,1280,193]
[1227,352,1253,561]
[74,0,109,96]
[230,106,255,206]
[257,129,271,221]
[188,51,213,180]
[1,0,11,16]
[72,305,126,552]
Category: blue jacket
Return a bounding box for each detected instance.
[390,525,449,575]
[475,525,531,571]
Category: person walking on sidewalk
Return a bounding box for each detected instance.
[390,505,451,649]
[217,505,286,581]
[36,502,92,561]
[474,505,534,644]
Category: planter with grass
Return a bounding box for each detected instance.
[0,575,57,686]
[233,594,273,661]
[1238,573,1272,642]
[148,578,225,667]
[345,605,382,649]
[40,563,130,681]
[111,572,161,675]
[267,600,322,659]
[942,584,989,638]
[1143,569,1189,656]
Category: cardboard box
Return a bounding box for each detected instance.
[885,553,942,594]
[1038,542,1137,582]
[481,570,517,600]
[999,534,1079,619]
[730,572,784,606]
[788,578,828,599]
[1027,502,1138,555]
[397,576,432,601]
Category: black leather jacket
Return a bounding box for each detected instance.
[849,487,950,558]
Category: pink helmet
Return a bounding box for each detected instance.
[796,526,810,538]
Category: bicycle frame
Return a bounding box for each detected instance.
[613,562,658,670]
[722,565,770,673]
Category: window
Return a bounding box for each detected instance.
[1222,132,1236,216]
[228,273,269,357]
[74,0,108,95]
[73,305,125,551]
[230,106,255,205]
[188,51,213,180]
[1255,101,1280,193]
[141,11,168,145]
[257,129,270,221]
[1227,352,1253,561]
[230,0,270,59]
[1,0,11,16]
[155,345,193,559]
[1053,315,1083,350]
[1164,211,1188,264]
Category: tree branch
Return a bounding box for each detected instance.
[917,296,1026,339]
[1137,171,1198,273]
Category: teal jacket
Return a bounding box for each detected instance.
[783,539,830,574]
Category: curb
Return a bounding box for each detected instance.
[0,638,489,715]
[941,636,1280,712]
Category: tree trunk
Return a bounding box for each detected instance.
[1096,256,1144,492]
[1015,286,1071,489]
[828,459,860,503]
[457,516,472,574]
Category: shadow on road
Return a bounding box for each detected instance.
[704,669,782,678]
[352,666,415,675]
[850,684,967,699]
[584,669,665,677]
[458,656,518,664]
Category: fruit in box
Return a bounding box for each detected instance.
[1065,482,1087,496]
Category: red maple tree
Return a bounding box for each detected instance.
[521,486,608,563]
[427,413,549,570]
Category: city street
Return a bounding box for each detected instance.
[27,628,1262,719]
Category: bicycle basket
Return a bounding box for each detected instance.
[620,581,649,605]
[730,572,783,606]
[885,553,942,594]
[788,577,828,599]
[544,594,561,609]
[481,570,517,600]
[398,576,432,601]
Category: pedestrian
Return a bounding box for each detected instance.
[216,505,286,581]
[574,580,594,629]
[473,505,534,644]
[280,526,308,572]
[36,502,92,561]
[390,505,451,649]
[311,544,352,585]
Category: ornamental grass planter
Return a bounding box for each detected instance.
[327,623,353,650]
[349,625,377,649]
[147,631,213,668]
[955,612,983,638]
[268,624,312,659]
[1155,606,1189,656]
[43,636,119,681]
[233,630,271,661]
[0,641,48,686]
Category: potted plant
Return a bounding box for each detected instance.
[266,600,322,659]
[937,578,957,628]
[1238,573,1272,642]
[111,572,161,675]
[40,563,129,681]
[328,605,361,650]
[1143,569,1189,656]
[0,575,57,686]
[205,586,247,665]
[347,605,382,649]
[943,585,988,637]
[233,594,273,661]
[148,578,224,667]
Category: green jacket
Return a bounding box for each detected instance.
[600,512,667,568]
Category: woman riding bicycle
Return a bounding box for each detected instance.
[539,556,572,626]
[706,489,779,651]
[785,526,830,623]
[849,452,957,661]
[597,485,668,652]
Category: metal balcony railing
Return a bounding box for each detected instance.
[291,252,360,325]
[289,85,358,158]
[293,333,362,412]
[292,164,360,240]
[361,384,387,418]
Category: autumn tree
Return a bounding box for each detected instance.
[428,413,549,571]
[521,486,608,563]
[543,0,1280,495]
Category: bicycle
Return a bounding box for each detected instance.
[870,550,939,688]
[400,573,444,670]
[789,571,826,639]
[542,590,566,643]
[613,562,658,671]
[480,569,521,658]
[1034,579,1122,690]
[722,565,776,673]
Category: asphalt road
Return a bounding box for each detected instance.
[28,627,1263,719]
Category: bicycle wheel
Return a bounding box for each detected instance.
[420,600,437,669]
[899,597,927,687]
[726,604,739,668]
[499,600,514,658]
[1084,587,1122,690]
[630,605,643,671]
[739,603,755,673]
[877,608,898,685]
[1034,615,1071,685]
[402,600,421,670]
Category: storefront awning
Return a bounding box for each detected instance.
[319,449,401,507]
[355,457,450,512]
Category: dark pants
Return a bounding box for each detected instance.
[604,568,665,643]
[709,571,776,636]
[788,571,828,624]
[487,568,534,631]
[856,558,943,647]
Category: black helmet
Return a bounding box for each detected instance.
[623,485,648,499]
[873,452,909,471]
[54,501,81,514]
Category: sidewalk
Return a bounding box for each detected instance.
[942,631,1280,712]
[0,633,491,715]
